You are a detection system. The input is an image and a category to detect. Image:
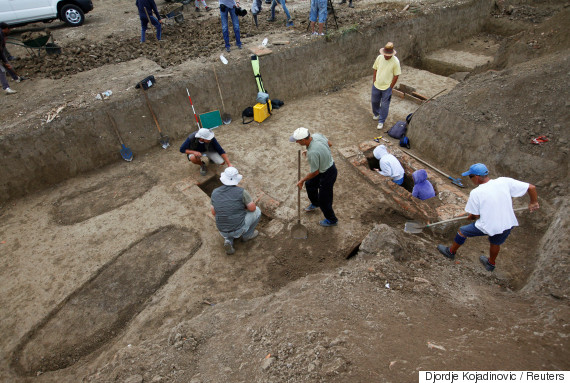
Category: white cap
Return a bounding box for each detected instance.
[196,128,214,140]
[289,127,310,142]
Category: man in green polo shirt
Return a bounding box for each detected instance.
[289,127,338,227]
[371,41,401,130]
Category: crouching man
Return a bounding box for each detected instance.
[211,167,261,255]
[373,145,405,185]
[180,128,232,175]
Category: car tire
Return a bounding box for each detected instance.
[61,4,85,26]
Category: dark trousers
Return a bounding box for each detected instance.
[306,163,337,222]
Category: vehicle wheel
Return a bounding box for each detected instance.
[61,4,85,26]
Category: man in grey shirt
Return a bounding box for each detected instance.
[211,167,261,254]
[290,127,338,227]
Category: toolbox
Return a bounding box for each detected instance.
[253,101,272,123]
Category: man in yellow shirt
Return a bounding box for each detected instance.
[371,42,401,130]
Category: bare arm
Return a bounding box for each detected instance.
[297,169,320,189]
[246,201,257,212]
[527,184,539,212]
[211,206,216,216]
[221,153,232,167]
[390,75,399,89]
[373,69,377,84]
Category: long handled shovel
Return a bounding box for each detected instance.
[404,207,527,234]
[212,64,231,124]
[403,150,464,188]
[291,150,308,239]
[140,87,170,149]
[100,93,133,161]
[186,88,201,129]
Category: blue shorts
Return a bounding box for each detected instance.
[309,0,327,23]
[392,177,404,185]
[459,222,512,245]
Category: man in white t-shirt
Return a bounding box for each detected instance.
[437,163,539,272]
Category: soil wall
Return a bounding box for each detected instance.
[0,0,493,203]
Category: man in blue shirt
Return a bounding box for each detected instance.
[136,0,163,42]
[180,128,232,175]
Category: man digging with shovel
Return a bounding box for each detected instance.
[290,127,338,227]
[180,128,232,175]
[437,163,539,272]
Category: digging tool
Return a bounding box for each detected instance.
[291,150,308,239]
[403,150,464,188]
[186,88,201,130]
[100,93,133,162]
[212,64,231,124]
[404,207,527,234]
[139,84,170,149]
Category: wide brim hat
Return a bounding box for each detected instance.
[379,42,396,56]
[196,128,215,140]
[220,167,243,186]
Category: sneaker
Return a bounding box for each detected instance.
[195,7,200,11]
[312,32,318,36]
[205,6,211,11]
[304,203,319,212]
[225,47,231,52]
[338,0,346,3]
[479,255,495,272]
[16,76,26,83]
[319,219,338,227]
[238,45,242,49]
[319,33,325,36]
[377,122,384,130]
[242,230,259,242]
[348,2,354,7]
[286,20,294,27]
[372,115,379,120]
[267,17,275,22]
[224,239,235,255]
[4,87,16,94]
[200,163,207,175]
[437,245,455,260]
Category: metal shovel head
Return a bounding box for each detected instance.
[120,145,133,162]
[404,221,425,234]
[220,54,228,65]
[221,113,232,125]
[160,135,170,149]
[291,221,308,239]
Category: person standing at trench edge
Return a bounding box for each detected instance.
[135,0,163,42]
[219,0,242,52]
[371,42,401,130]
[437,163,539,272]
[290,127,338,227]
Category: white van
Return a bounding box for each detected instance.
[0,0,94,27]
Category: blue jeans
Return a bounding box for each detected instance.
[392,177,404,185]
[309,0,327,23]
[306,163,338,223]
[371,85,393,124]
[459,223,512,245]
[271,0,291,19]
[140,16,162,42]
[220,5,241,49]
[219,207,261,244]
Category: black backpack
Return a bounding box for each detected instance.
[242,107,254,124]
[387,113,413,139]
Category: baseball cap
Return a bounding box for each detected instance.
[461,163,488,177]
[289,127,310,142]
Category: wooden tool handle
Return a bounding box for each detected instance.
[142,88,163,134]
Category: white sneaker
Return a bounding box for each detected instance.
[377,122,383,130]
[4,87,16,94]
[372,115,379,120]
